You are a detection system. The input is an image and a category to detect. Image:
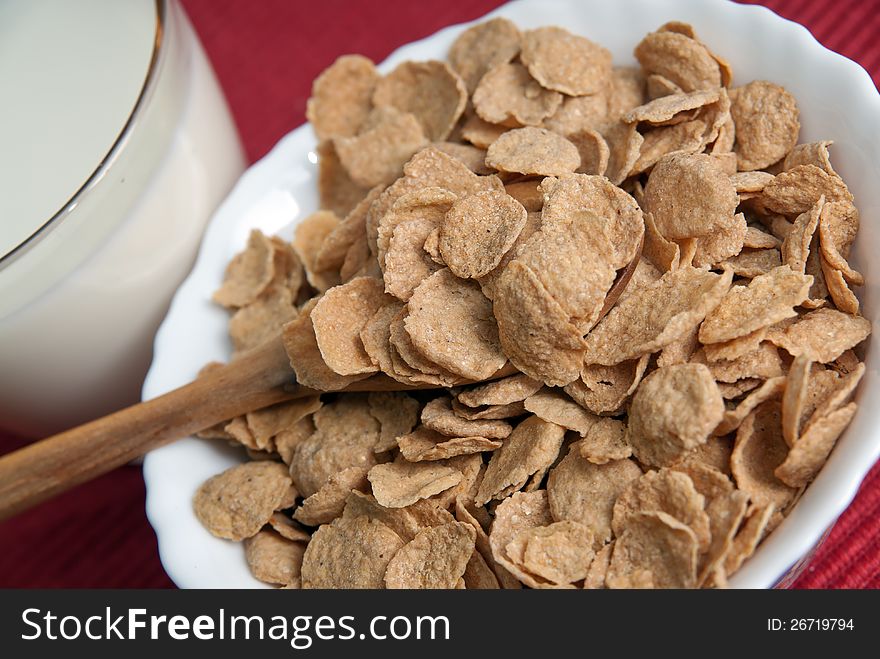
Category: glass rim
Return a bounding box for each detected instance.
[0,0,167,269]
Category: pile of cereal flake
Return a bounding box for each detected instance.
[192,18,872,589]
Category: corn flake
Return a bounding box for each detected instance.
[520,26,612,96]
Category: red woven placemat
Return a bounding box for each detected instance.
[1,0,878,588]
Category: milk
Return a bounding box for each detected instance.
[0,0,246,435]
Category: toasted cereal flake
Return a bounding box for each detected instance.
[547,450,642,542]
[541,174,644,271]
[334,107,428,188]
[703,327,768,363]
[229,288,297,356]
[473,62,562,127]
[731,401,797,509]
[578,417,633,464]
[368,391,420,453]
[458,374,543,408]
[630,118,708,175]
[276,417,315,466]
[314,185,382,274]
[522,387,598,435]
[657,326,700,367]
[307,55,379,140]
[675,436,734,476]
[811,362,864,423]
[542,92,610,136]
[702,342,784,383]
[775,402,857,488]
[359,301,404,375]
[583,267,732,365]
[729,81,799,171]
[731,171,775,194]
[301,515,404,589]
[721,248,782,278]
[246,397,322,452]
[760,165,853,216]
[627,364,724,467]
[602,120,644,185]
[489,491,553,583]
[398,426,501,462]
[693,212,747,267]
[431,142,492,175]
[670,461,734,502]
[455,500,521,589]
[293,467,369,527]
[784,140,836,175]
[766,308,871,363]
[566,356,649,415]
[404,269,507,380]
[697,489,749,585]
[317,140,372,220]
[606,66,648,119]
[569,129,610,176]
[819,200,862,284]
[713,376,786,436]
[368,461,463,509]
[312,277,390,375]
[781,198,823,274]
[290,396,380,498]
[384,522,476,589]
[643,211,680,272]
[743,226,781,249]
[451,399,525,420]
[476,416,565,505]
[460,113,509,149]
[293,210,342,292]
[343,491,453,543]
[448,17,521,93]
[520,26,611,96]
[699,266,811,344]
[193,462,295,541]
[486,127,580,176]
[463,549,501,589]
[373,61,467,142]
[508,521,595,587]
[822,259,859,315]
[367,147,503,253]
[268,512,311,543]
[515,213,616,331]
[281,298,372,391]
[644,153,738,240]
[422,396,512,440]
[503,180,543,213]
[623,88,721,125]
[607,511,698,589]
[213,230,277,308]
[634,30,721,92]
[584,541,613,589]
[439,190,528,279]
[377,186,457,269]
[646,73,683,99]
[782,355,812,446]
[493,261,587,385]
[244,530,306,586]
[612,469,710,551]
[423,226,444,265]
[722,502,775,575]
[388,306,463,386]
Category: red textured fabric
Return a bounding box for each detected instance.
[1,0,879,589]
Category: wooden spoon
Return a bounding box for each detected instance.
[0,239,643,521]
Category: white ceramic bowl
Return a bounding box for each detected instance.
[143,0,880,588]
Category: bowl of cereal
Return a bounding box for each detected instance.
[143,0,880,588]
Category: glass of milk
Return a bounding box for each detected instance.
[0,0,246,436]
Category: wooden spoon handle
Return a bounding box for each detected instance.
[0,337,304,521]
